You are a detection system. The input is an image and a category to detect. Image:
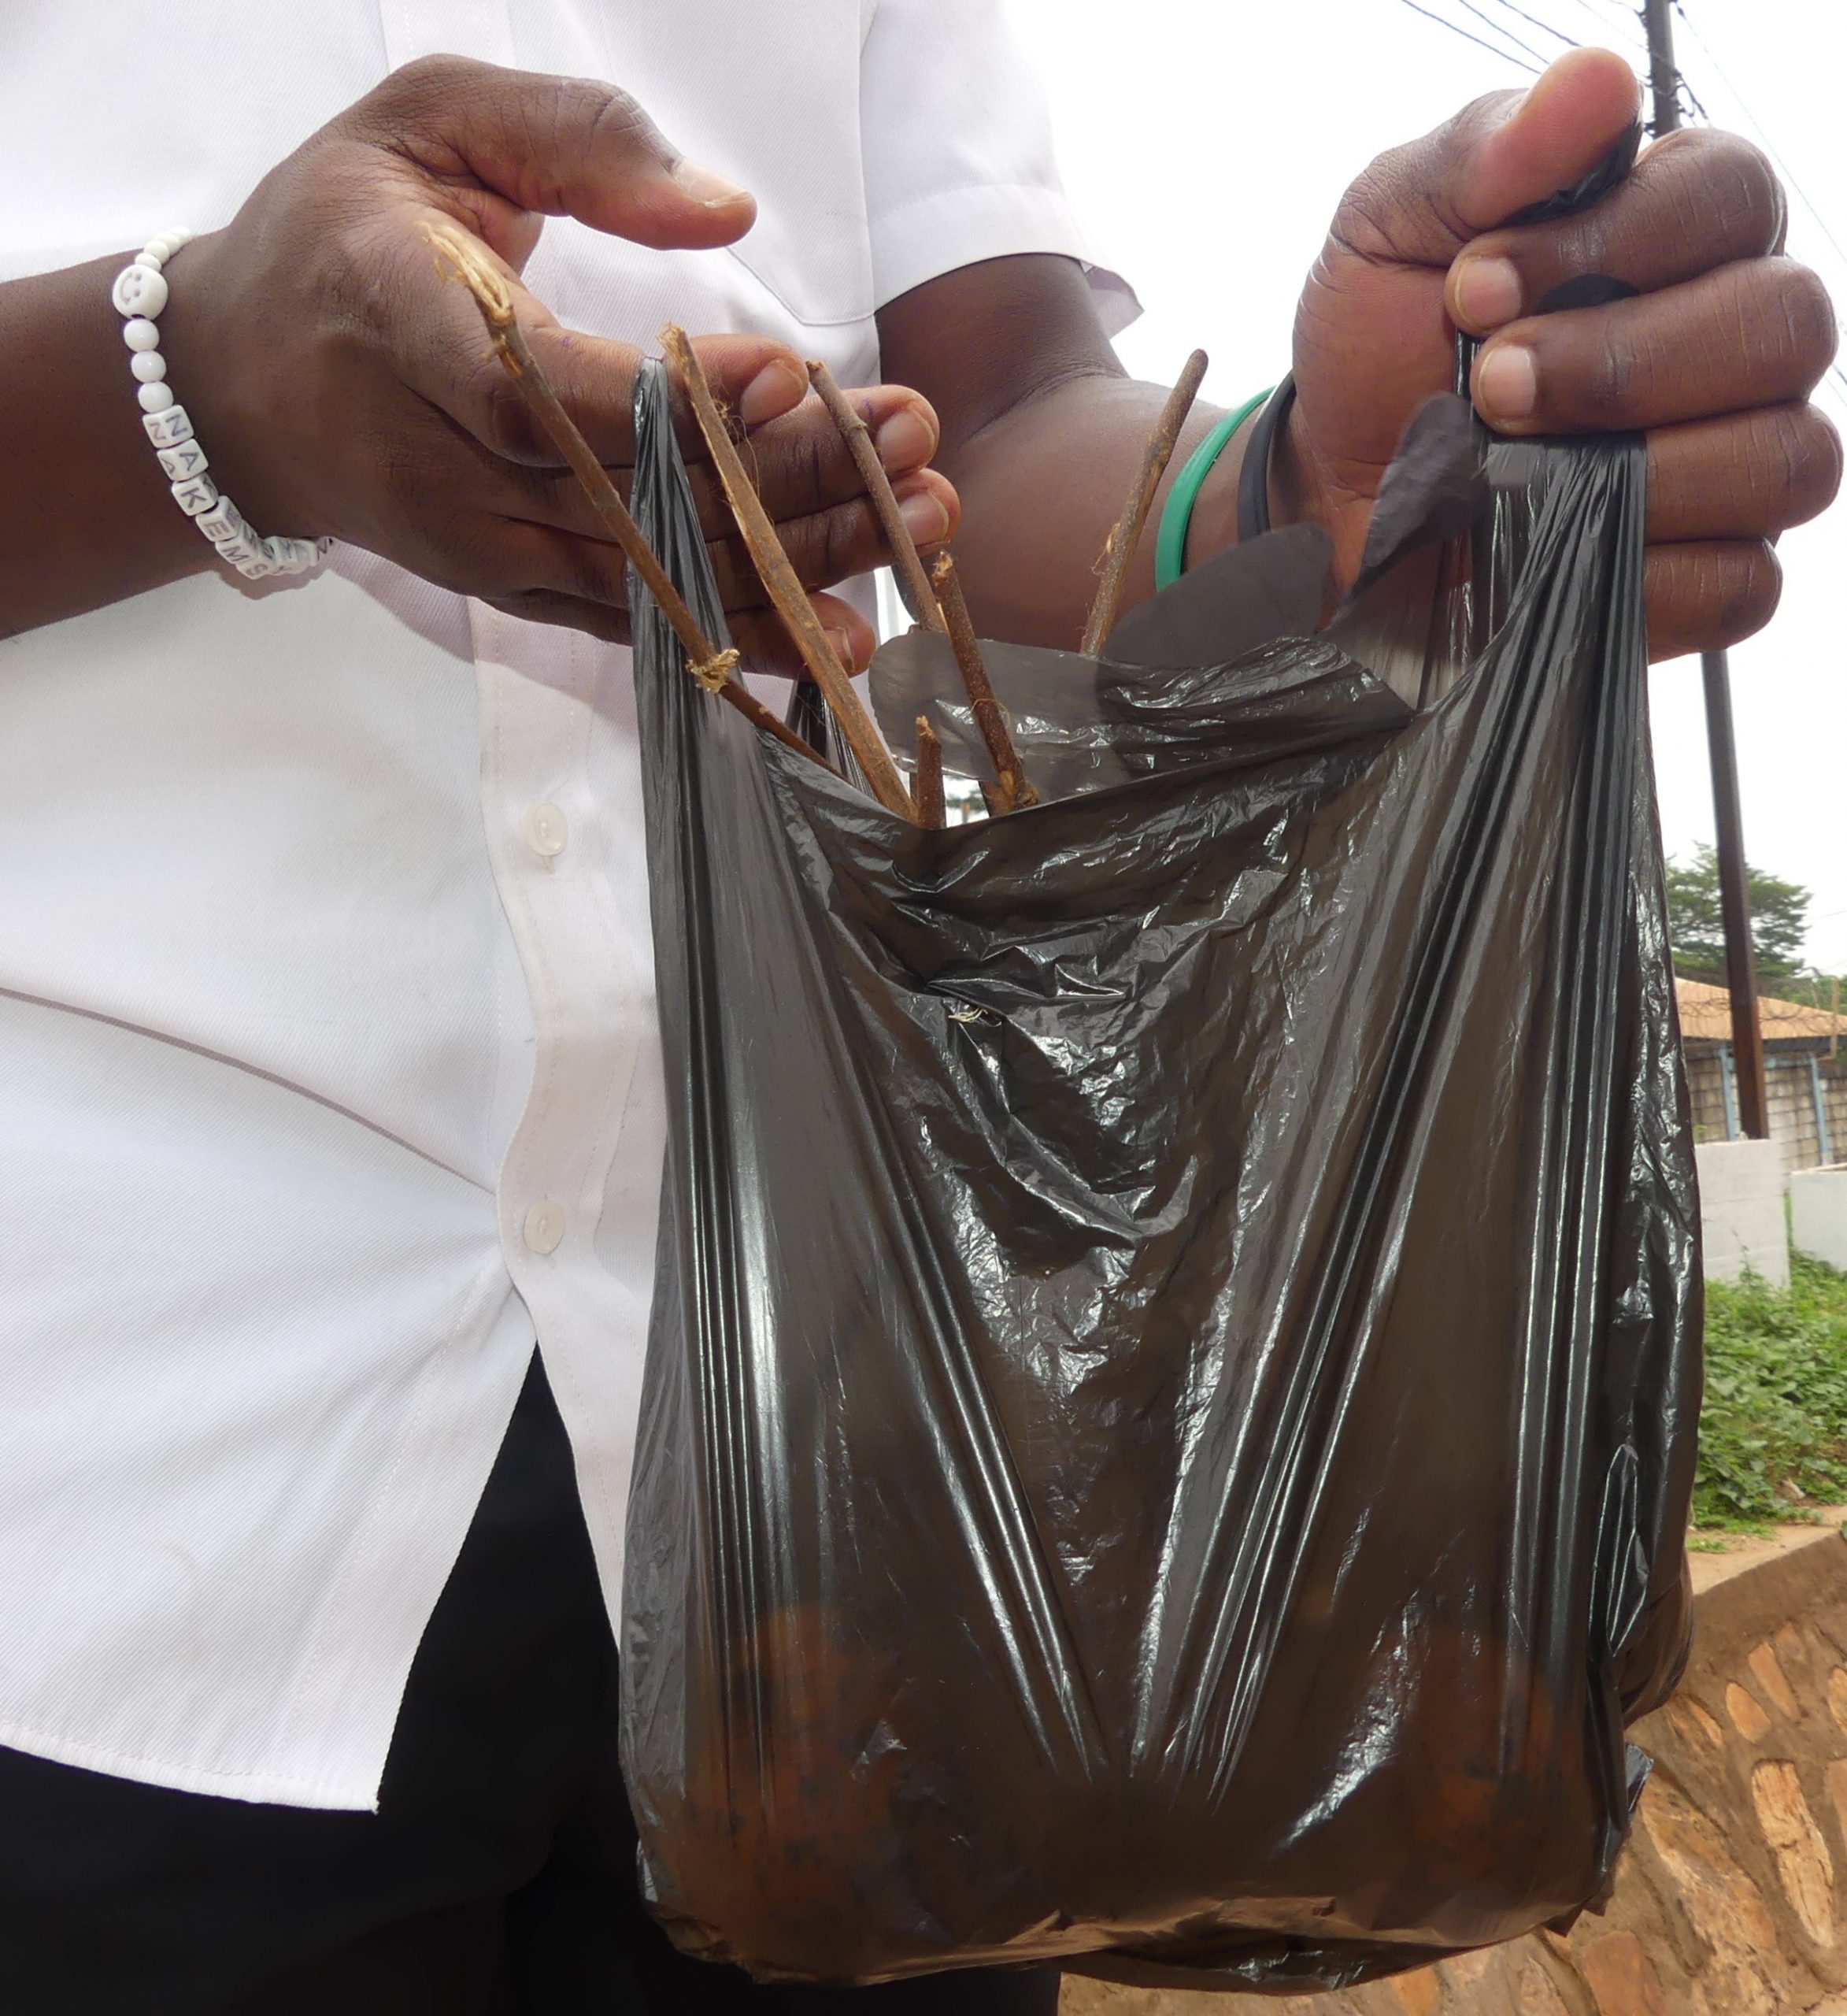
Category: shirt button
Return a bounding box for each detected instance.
[523,802,568,861]
[522,1199,566,1255]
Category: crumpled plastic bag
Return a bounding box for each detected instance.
[617,352,1699,1993]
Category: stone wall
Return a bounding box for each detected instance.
[1063,1533,1847,2016]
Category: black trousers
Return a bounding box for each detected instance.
[0,1358,1062,2015]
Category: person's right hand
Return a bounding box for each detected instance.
[159,56,957,671]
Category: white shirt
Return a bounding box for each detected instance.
[0,1,1131,1811]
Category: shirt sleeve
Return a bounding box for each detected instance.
[858,0,1139,334]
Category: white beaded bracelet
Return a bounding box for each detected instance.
[113,229,329,583]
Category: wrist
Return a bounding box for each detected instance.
[157,228,324,543]
[1267,401,1312,540]
[116,228,327,579]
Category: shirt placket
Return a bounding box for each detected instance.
[468,602,643,1378]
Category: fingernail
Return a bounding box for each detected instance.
[1478,344,1538,424]
[899,489,951,547]
[875,406,935,472]
[824,626,856,668]
[1453,254,1523,331]
[738,358,806,427]
[672,158,750,208]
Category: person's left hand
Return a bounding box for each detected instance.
[1283,47,1840,660]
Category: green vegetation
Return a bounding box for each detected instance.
[1665,844,1812,988]
[1694,1255,1847,1530]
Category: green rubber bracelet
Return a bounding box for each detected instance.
[1153,387,1275,591]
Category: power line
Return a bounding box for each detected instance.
[1449,0,1553,66]
[1671,2,1847,276]
[1480,0,1581,50]
[1664,3,1847,432]
[1396,0,1545,76]
[1558,0,1650,56]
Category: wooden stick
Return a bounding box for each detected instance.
[421,223,831,775]
[1078,347,1209,657]
[661,324,916,822]
[913,715,946,829]
[807,360,945,633]
[930,551,1037,813]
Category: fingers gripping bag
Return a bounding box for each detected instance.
[617,350,1699,1992]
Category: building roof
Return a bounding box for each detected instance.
[1676,976,1847,1044]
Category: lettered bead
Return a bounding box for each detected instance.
[215,528,263,565]
[235,552,279,580]
[316,537,334,558]
[196,498,243,543]
[266,536,317,573]
[171,473,219,517]
[137,380,175,413]
[131,350,168,384]
[143,404,194,447]
[123,317,160,352]
[156,439,209,481]
[112,262,168,318]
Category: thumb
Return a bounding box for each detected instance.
[1463,47,1642,232]
[353,54,756,251]
[1338,48,1641,269]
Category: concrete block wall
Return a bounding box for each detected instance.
[1793,1168,1847,1275]
[1695,1137,1790,1287]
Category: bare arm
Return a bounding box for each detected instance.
[877,255,1258,650]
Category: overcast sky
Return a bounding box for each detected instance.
[1003,0,1847,974]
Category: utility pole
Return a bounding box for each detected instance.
[1642,0,1769,1137]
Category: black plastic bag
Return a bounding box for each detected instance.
[619,356,1700,1992]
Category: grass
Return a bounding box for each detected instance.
[1693,1253,1847,1531]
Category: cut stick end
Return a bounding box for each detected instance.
[422,220,516,329]
[914,713,946,829]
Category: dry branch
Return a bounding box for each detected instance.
[661,324,916,822]
[931,551,1036,813]
[807,360,946,634]
[422,222,829,774]
[1079,347,1210,657]
[914,716,946,829]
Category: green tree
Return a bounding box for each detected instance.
[1664,845,1811,988]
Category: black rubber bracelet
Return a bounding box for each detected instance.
[1236,372,1296,545]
